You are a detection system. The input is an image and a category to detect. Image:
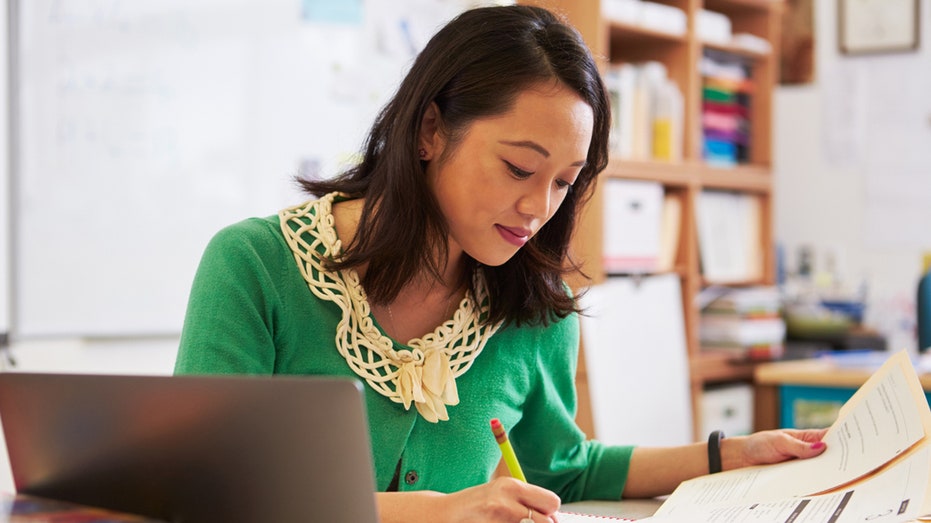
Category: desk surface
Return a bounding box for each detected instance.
[0,494,659,522]
[752,354,931,431]
[755,355,931,390]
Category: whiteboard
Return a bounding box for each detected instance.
[11,0,466,337]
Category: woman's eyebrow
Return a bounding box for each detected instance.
[500,140,550,158]
[500,140,587,167]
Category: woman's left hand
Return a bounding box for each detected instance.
[625,428,829,498]
[724,428,828,470]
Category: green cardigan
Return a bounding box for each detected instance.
[174,202,633,501]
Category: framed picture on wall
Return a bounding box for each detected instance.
[839,0,920,54]
[781,0,815,84]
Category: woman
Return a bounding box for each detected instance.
[175,5,826,522]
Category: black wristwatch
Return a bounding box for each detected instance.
[707,430,725,474]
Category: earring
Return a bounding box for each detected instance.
[418,148,428,160]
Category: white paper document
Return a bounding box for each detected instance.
[648,351,931,522]
[646,445,930,523]
[556,511,632,522]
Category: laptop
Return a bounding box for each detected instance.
[0,372,380,523]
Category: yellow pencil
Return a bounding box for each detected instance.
[490,418,527,482]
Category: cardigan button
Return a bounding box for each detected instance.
[404,470,419,485]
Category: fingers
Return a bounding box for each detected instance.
[788,435,827,458]
[783,427,828,443]
[513,479,561,518]
[523,507,551,523]
[739,429,829,467]
[778,429,828,459]
[486,477,560,522]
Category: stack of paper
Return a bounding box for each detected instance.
[645,351,931,522]
[700,286,785,360]
[700,52,752,167]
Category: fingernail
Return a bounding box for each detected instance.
[811,441,825,450]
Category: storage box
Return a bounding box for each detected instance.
[780,384,931,428]
[701,383,754,436]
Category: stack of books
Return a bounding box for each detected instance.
[700,286,785,360]
[700,51,752,166]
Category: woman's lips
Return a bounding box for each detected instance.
[495,224,531,247]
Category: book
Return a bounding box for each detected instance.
[700,286,785,359]
[703,286,782,316]
[643,350,931,522]
[700,315,785,346]
[696,191,763,283]
[657,193,681,273]
[605,63,636,159]
[700,51,752,166]
[605,61,682,163]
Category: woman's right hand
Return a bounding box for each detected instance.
[376,477,561,523]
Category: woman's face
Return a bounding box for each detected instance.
[424,82,594,267]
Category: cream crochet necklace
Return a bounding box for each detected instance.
[279,193,502,423]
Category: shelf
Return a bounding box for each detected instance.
[702,41,772,60]
[703,0,780,13]
[607,20,688,47]
[605,266,688,280]
[521,0,781,441]
[699,164,772,192]
[700,277,774,288]
[602,160,772,193]
[690,350,761,384]
[606,21,691,84]
[602,159,693,187]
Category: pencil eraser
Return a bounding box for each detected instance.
[490,418,506,443]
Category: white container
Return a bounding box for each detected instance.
[697,9,732,45]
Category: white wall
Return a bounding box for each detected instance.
[774,0,931,353]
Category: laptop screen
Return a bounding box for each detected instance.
[0,373,380,523]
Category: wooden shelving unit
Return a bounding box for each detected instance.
[521,0,783,439]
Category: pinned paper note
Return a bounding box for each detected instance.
[579,274,692,447]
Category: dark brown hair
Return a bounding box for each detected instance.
[299,5,610,326]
